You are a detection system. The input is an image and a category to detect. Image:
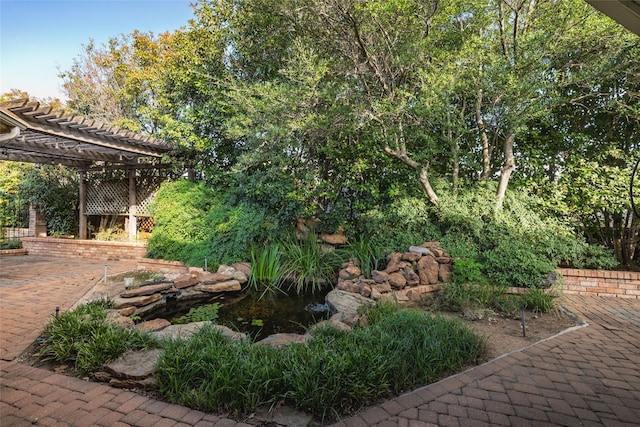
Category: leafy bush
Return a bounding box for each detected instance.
[280,235,345,294]
[521,287,558,313]
[39,300,157,376]
[147,180,281,266]
[155,302,485,422]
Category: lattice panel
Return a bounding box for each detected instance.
[136,176,161,217]
[87,181,128,215]
[86,178,161,217]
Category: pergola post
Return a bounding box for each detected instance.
[79,171,87,239]
[128,169,137,242]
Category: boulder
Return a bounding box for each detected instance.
[232,262,252,278]
[409,246,431,256]
[151,321,246,341]
[99,348,163,390]
[373,282,392,294]
[136,318,171,333]
[339,260,361,281]
[120,282,173,298]
[117,306,136,317]
[337,280,360,293]
[418,255,439,285]
[402,251,422,262]
[326,289,373,316]
[113,293,162,309]
[439,263,453,283]
[403,265,420,286]
[256,333,309,347]
[371,270,389,284]
[388,272,407,289]
[173,274,199,289]
[385,252,403,273]
[195,280,242,293]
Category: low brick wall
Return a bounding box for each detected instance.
[21,237,147,262]
[558,268,640,299]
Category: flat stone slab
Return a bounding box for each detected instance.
[103,348,163,380]
[151,322,247,341]
[256,333,309,347]
[113,293,162,309]
[120,282,173,298]
[326,289,374,316]
[195,280,241,293]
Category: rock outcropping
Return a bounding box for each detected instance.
[335,242,453,304]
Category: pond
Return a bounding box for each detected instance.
[144,287,332,341]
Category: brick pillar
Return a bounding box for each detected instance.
[29,205,47,237]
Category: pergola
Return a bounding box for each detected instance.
[0,98,173,241]
[585,0,640,36]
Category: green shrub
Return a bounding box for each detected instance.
[248,242,287,292]
[521,287,558,313]
[155,302,485,422]
[147,180,281,266]
[280,235,345,294]
[39,300,157,376]
[451,258,486,284]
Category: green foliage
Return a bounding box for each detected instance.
[521,287,558,314]
[19,165,78,236]
[436,282,510,313]
[451,259,486,285]
[147,180,280,266]
[355,197,442,254]
[39,300,157,376]
[172,303,221,324]
[248,243,286,292]
[280,235,345,295]
[341,238,386,279]
[155,303,485,421]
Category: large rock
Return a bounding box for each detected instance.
[385,253,403,273]
[388,272,407,289]
[136,318,171,333]
[151,322,246,341]
[339,260,361,281]
[99,348,163,390]
[120,282,173,298]
[173,274,199,290]
[326,289,373,316]
[409,245,431,256]
[439,263,453,283]
[232,262,252,278]
[403,265,420,286]
[337,280,360,293]
[418,255,439,285]
[371,270,389,284]
[113,293,162,309]
[402,251,422,262]
[195,280,242,293]
[256,333,309,347]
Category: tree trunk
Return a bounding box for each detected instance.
[476,87,492,179]
[384,145,439,207]
[495,132,516,211]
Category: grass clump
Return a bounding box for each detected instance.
[38,299,158,376]
[155,301,486,422]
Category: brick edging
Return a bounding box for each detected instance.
[558,268,640,299]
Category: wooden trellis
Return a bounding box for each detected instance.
[86,177,161,217]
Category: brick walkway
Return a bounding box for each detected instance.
[1,255,639,426]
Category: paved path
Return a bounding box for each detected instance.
[1,255,639,426]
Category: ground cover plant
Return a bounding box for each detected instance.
[155,302,486,422]
[36,299,486,423]
[38,300,159,376]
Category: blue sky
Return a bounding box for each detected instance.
[1,0,194,101]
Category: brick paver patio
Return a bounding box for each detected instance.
[1,255,639,426]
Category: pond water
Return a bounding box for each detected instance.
[148,288,332,341]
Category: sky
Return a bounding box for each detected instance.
[0,0,195,101]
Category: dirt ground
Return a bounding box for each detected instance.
[442,306,581,362]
